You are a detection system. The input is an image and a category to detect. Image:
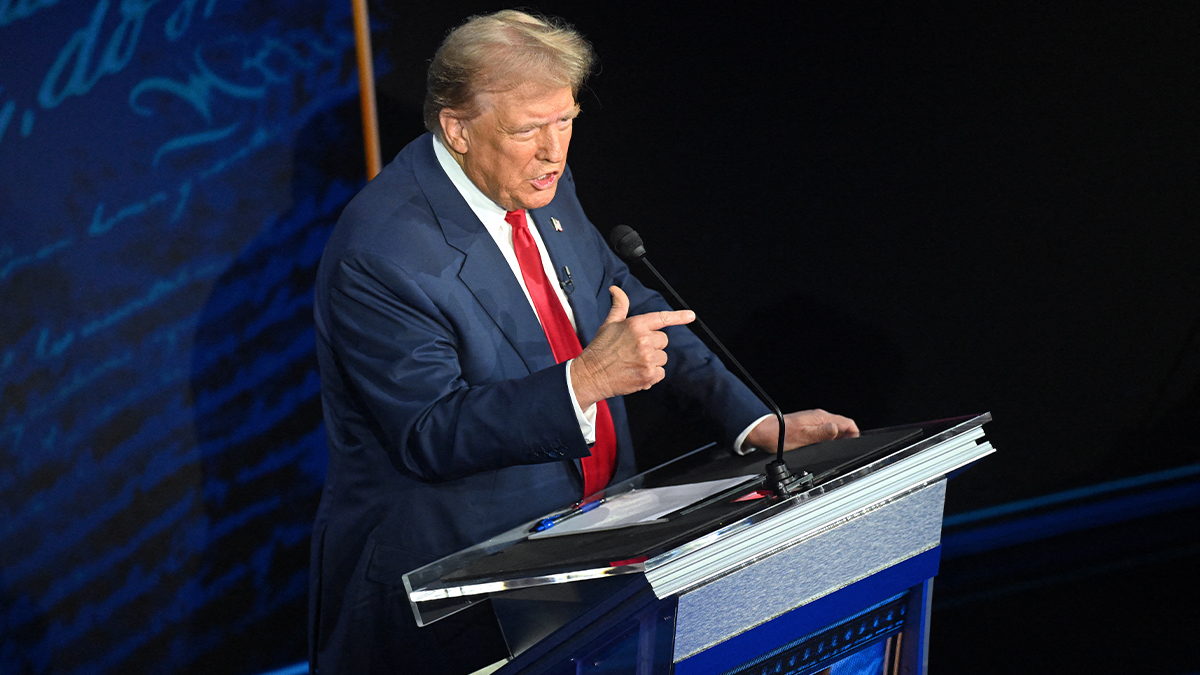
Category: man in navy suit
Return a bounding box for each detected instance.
[308,10,857,674]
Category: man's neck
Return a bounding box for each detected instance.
[431,135,507,218]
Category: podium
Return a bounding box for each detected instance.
[403,414,994,675]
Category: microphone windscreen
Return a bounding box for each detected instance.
[608,225,647,261]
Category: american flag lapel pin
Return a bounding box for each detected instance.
[551,217,563,232]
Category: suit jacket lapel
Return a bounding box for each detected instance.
[412,135,555,374]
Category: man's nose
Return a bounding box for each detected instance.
[537,128,565,162]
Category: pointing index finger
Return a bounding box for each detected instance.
[642,309,695,329]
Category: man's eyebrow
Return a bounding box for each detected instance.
[508,106,581,133]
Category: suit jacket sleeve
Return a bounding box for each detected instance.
[324,246,592,483]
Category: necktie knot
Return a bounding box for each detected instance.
[504,209,528,230]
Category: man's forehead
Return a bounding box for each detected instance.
[477,84,577,122]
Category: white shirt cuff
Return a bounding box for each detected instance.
[734,414,773,455]
[565,359,597,444]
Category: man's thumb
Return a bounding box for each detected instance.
[604,286,629,324]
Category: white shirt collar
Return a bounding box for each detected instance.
[429,133,570,327]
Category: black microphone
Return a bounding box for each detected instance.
[607,225,812,496]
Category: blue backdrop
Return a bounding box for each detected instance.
[1,2,362,672]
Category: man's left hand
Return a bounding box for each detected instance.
[745,409,860,452]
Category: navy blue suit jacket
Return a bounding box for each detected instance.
[308,134,766,673]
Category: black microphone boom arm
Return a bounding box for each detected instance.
[606,225,812,496]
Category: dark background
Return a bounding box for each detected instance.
[1,1,1196,674]
[373,0,1199,508]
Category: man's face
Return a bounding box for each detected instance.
[444,84,579,212]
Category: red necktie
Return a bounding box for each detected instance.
[505,209,616,497]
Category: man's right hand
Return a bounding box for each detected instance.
[571,286,695,409]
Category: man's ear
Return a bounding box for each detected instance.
[440,109,470,155]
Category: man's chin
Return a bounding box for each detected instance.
[516,186,558,211]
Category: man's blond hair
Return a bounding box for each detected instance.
[424,10,595,136]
